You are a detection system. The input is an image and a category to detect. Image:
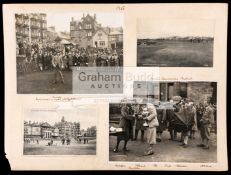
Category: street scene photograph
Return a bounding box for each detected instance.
[109,81,217,162]
[137,19,214,67]
[16,12,123,94]
[23,106,97,155]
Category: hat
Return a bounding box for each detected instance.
[147,103,155,112]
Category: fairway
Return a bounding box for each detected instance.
[17,70,72,94]
[137,41,213,67]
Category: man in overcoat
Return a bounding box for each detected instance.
[113,103,134,153]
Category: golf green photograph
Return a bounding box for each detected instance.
[137,18,214,67]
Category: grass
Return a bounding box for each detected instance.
[17,70,72,94]
[137,40,213,67]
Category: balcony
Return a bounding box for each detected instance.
[31,23,40,29]
[23,21,29,27]
[23,33,29,37]
[16,31,23,36]
[15,19,23,26]
[31,33,39,38]
[41,24,47,30]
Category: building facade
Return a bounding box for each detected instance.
[54,116,80,139]
[70,14,99,48]
[86,126,97,137]
[70,14,123,49]
[108,29,123,50]
[40,122,53,139]
[24,121,41,139]
[133,81,217,104]
[15,13,47,43]
[92,29,109,49]
[24,116,81,140]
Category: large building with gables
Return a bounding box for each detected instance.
[70,13,123,49]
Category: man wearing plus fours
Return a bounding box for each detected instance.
[142,103,158,155]
[52,51,65,84]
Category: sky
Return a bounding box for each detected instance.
[46,12,124,32]
[137,18,214,39]
[24,106,97,130]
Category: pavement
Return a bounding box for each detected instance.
[109,130,217,163]
[24,139,96,155]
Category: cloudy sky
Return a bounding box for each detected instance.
[137,18,214,39]
[46,12,124,32]
[24,105,97,130]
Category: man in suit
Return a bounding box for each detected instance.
[197,101,214,149]
[52,51,64,84]
[134,104,146,141]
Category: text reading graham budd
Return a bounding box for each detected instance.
[72,67,123,94]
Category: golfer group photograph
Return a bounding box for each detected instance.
[109,81,217,163]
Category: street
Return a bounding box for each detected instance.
[109,130,217,163]
[24,139,96,155]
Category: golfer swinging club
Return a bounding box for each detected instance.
[52,51,65,84]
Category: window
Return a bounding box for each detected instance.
[99,41,105,46]
[87,32,92,37]
[24,128,28,134]
[85,24,91,29]
[70,25,75,30]
[110,36,116,41]
[42,23,46,28]
[98,33,102,40]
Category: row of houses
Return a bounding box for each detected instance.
[24,117,82,140]
[15,13,123,50]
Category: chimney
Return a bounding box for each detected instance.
[71,17,74,22]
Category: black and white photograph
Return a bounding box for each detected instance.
[109,81,217,162]
[23,106,97,155]
[137,19,214,67]
[16,12,123,94]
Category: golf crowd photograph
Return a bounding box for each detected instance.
[16,12,123,94]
